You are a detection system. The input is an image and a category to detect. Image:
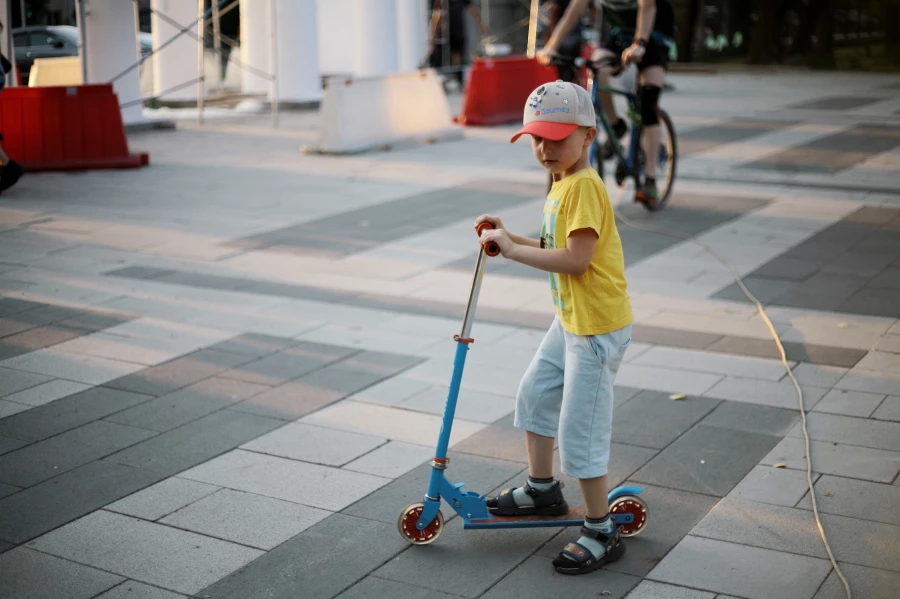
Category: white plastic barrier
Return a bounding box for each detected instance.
[304,69,463,155]
[28,57,82,87]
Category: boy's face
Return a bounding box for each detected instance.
[531,126,597,177]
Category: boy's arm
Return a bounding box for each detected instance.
[508,232,541,248]
[509,228,597,275]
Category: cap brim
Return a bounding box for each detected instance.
[510,121,579,143]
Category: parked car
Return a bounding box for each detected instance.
[12,25,151,85]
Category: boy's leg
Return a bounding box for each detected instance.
[487,317,567,516]
[552,324,631,575]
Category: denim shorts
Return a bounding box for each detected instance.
[513,316,631,479]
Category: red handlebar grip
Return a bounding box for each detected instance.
[475,222,501,257]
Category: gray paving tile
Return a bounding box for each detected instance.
[712,276,798,304]
[55,311,132,333]
[648,536,831,599]
[0,367,51,397]
[105,377,268,432]
[105,409,285,477]
[631,325,721,350]
[872,395,900,422]
[219,342,358,386]
[626,580,716,599]
[160,488,330,550]
[95,581,186,599]
[0,324,87,360]
[196,513,408,599]
[837,286,900,318]
[342,452,525,525]
[727,464,817,507]
[0,386,154,442]
[700,401,800,436]
[762,437,900,483]
[451,413,527,463]
[813,563,900,599]
[154,271,253,291]
[0,482,19,499]
[787,412,900,452]
[334,577,461,599]
[31,510,263,596]
[691,497,900,573]
[103,266,174,280]
[813,389,887,417]
[796,475,900,526]
[789,96,881,110]
[103,349,256,397]
[376,523,561,599]
[2,379,92,407]
[0,399,30,418]
[242,422,386,466]
[479,554,640,599]
[0,436,27,457]
[679,119,796,156]
[106,477,220,521]
[632,424,781,496]
[0,460,165,544]
[0,547,124,599]
[0,420,157,487]
[205,333,300,357]
[611,392,722,449]
[870,266,900,289]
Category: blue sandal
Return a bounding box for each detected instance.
[552,525,626,575]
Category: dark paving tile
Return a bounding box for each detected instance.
[632,324,722,350]
[451,413,526,463]
[375,521,561,599]
[0,541,11,554]
[611,391,722,449]
[706,335,866,368]
[55,311,131,333]
[0,436,27,457]
[771,272,870,311]
[742,124,900,173]
[0,305,128,341]
[870,267,900,290]
[480,554,640,599]
[103,266,174,280]
[557,443,660,507]
[822,250,897,278]
[196,513,408,599]
[0,482,19,500]
[0,367,51,398]
[335,577,461,599]
[104,377,268,432]
[103,349,256,397]
[814,562,900,599]
[0,548,125,599]
[0,386,154,442]
[153,271,254,291]
[205,333,300,357]
[679,119,797,156]
[700,401,800,437]
[788,96,881,110]
[224,179,543,257]
[218,342,359,387]
[104,409,285,476]
[752,256,822,281]
[837,286,900,318]
[632,424,781,497]
[0,298,44,317]
[240,280,357,303]
[712,276,798,304]
[0,324,87,360]
[0,460,165,544]
[0,420,157,488]
[342,453,525,525]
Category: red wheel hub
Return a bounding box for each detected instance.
[611,498,647,536]
[401,506,441,543]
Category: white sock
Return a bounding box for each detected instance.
[578,514,616,559]
[511,476,555,507]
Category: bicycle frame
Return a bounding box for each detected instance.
[587,70,644,184]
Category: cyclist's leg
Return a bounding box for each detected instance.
[639,65,665,181]
[555,32,583,84]
[594,35,628,156]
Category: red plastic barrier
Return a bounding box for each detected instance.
[456,56,560,126]
[0,84,148,172]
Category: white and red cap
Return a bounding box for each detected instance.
[510,80,596,143]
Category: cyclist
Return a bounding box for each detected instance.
[537,0,597,83]
[538,0,674,208]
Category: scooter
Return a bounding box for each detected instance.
[397,223,649,545]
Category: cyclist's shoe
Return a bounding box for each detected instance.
[635,177,659,209]
[0,160,24,194]
[602,119,628,160]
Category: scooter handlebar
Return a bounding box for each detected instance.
[475,222,501,257]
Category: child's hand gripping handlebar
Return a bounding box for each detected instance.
[475,222,501,257]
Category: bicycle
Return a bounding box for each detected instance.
[546,55,677,211]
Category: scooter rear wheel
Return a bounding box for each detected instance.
[398,503,444,545]
[609,495,649,537]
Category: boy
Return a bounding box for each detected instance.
[475,80,632,576]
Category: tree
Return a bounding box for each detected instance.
[748,0,783,64]
[675,0,702,63]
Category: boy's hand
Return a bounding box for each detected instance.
[479,227,516,258]
[474,214,505,232]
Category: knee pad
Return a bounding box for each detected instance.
[639,85,662,126]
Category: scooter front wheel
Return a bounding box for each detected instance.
[610,495,649,537]
[398,502,444,545]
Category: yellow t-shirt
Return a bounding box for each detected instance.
[540,168,632,336]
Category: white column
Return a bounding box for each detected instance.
[240,0,271,94]
[0,0,13,86]
[150,0,200,102]
[83,0,144,124]
[396,0,428,72]
[353,0,398,77]
[316,0,354,76]
[273,0,320,103]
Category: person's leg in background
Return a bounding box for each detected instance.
[592,38,629,158]
[0,141,24,194]
[635,64,665,206]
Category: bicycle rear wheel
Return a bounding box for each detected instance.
[638,109,677,211]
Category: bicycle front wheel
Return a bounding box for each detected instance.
[644,109,677,211]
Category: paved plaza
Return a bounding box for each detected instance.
[1,70,899,598]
